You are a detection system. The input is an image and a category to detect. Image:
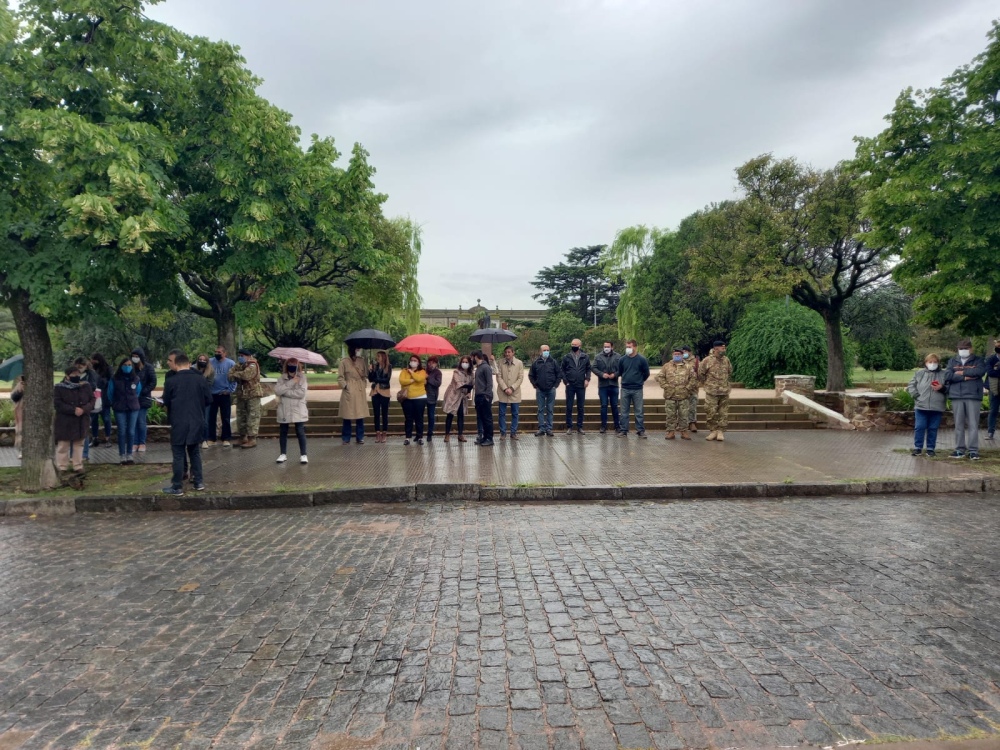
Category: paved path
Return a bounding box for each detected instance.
[2,494,1000,749]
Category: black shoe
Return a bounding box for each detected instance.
[426,435,433,443]
[927,449,936,457]
[911,448,922,456]
[416,438,424,445]
[617,431,627,438]
[637,431,647,439]
[535,431,545,437]
[988,432,995,440]
[970,452,981,461]
[577,428,585,435]
[546,431,554,437]
[194,484,207,491]
[600,427,607,434]
[950,450,965,459]
[479,439,494,447]
[403,439,410,446]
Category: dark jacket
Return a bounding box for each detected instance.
[561,351,592,387]
[618,353,651,390]
[944,353,987,400]
[425,367,443,403]
[367,364,392,390]
[132,347,157,409]
[592,351,621,389]
[109,369,142,411]
[53,380,95,442]
[162,368,212,445]
[528,356,560,392]
[474,361,494,398]
[986,353,1000,395]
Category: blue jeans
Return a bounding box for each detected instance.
[620,388,645,433]
[565,385,586,430]
[536,389,555,433]
[914,409,943,451]
[135,407,149,446]
[202,405,211,442]
[498,402,520,435]
[342,419,365,443]
[91,407,112,439]
[598,387,620,431]
[114,409,139,457]
[989,389,999,435]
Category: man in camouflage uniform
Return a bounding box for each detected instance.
[656,346,697,440]
[228,347,264,448]
[699,340,733,442]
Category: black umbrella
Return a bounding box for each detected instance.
[469,328,517,344]
[345,328,396,350]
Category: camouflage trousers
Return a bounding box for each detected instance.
[705,393,730,431]
[664,399,688,432]
[236,398,262,438]
[687,393,698,425]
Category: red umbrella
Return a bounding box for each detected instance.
[394,334,458,356]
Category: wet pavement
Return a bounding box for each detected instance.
[1,494,999,749]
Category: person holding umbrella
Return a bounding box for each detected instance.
[338,345,369,444]
[399,354,428,445]
[368,350,393,443]
[274,357,309,463]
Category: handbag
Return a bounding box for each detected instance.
[91,388,103,413]
[396,388,408,402]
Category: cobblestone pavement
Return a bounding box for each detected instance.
[2,495,1000,749]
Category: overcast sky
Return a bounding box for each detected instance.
[147,0,998,310]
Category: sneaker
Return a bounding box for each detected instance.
[617,431,627,438]
[125,456,135,465]
[300,455,308,464]
[479,439,495,447]
[950,450,965,459]
[546,431,554,437]
[535,430,545,437]
[637,431,647,439]
[194,484,207,491]
[600,427,607,434]
[565,428,573,435]
[989,432,995,440]
[404,439,410,446]
[511,433,519,441]
[222,441,232,448]
[426,435,433,443]
[911,448,922,456]
[137,445,146,453]
[416,438,424,445]
[970,452,981,461]
[161,487,184,496]
[276,454,287,463]
[202,441,209,449]
[927,449,936,457]
[577,429,585,435]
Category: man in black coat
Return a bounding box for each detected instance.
[162,352,212,495]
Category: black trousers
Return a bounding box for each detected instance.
[279,422,307,455]
[403,398,425,439]
[565,385,586,429]
[445,403,466,435]
[372,394,390,432]
[208,393,232,441]
[475,394,494,442]
[426,401,438,437]
[171,443,203,488]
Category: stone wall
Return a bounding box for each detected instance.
[843,392,891,431]
[774,375,816,399]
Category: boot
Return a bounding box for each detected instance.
[706,430,718,441]
[680,431,691,440]
[665,431,675,440]
[715,431,725,442]
[689,422,698,433]
[243,436,257,449]
[444,433,450,443]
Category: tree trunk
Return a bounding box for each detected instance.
[9,291,60,491]
[822,306,847,393]
[216,307,237,356]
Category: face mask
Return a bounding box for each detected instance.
[461,362,470,370]
[603,347,611,354]
[69,375,81,383]
[571,346,579,352]
[409,361,418,370]
[287,365,297,374]
[131,356,140,364]
[625,347,633,356]
[683,353,690,359]
[197,361,207,370]
[238,356,247,364]
[214,353,223,360]
[995,347,1000,353]
[122,365,133,374]
[673,355,683,363]
[926,363,939,371]
[959,349,970,358]
[542,351,550,359]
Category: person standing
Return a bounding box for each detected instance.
[945,338,987,460]
[228,348,263,448]
[700,340,733,442]
[496,345,524,440]
[130,347,156,454]
[985,338,1000,440]
[561,338,591,434]
[90,352,113,446]
[109,357,142,464]
[528,344,560,437]
[275,357,309,463]
[617,339,650,438]
[194,354,215,448]
[11,375,25,460]
[592,341,621,434]
[907,354,947,456]
[73,356,98,463]
[682,345,700,432]
[657,346,698,440]
[208,345,236,447]
[473,350,495,446]
[338,346,369,445]
[161,353,212,496]
[443,355,474,442]
[398,355,427,445]
[53,364,95,486]
[368,351,393,443]
[425,356,443,443]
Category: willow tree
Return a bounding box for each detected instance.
[603,226,665,346]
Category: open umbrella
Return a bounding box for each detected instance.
[267,347,328,367]
[470,328,517,344]
[394,333,458,356]
[0,354,24,381]
[344,328,396,350]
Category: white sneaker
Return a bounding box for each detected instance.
[276,454,287,463]
[300,455,308,464]
[202,441,209,449]
[222,441,231,447]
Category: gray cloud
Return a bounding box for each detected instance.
[148,0,998,308]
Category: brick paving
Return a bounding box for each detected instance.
[2,495,1000,749]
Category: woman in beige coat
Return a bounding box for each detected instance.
[274,358,309,463]
[338,346,370,444]
[442,355,474,442]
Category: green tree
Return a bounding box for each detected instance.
[854,22,1000,333]
[514,328,551,363]
[1,0,188,489]
[544,311,586,358]
[691,155,892,392]
[582,324,620,355]
[844,283,916,371]
[532,245,623,325]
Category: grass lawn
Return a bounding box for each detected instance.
[852,367,918,387]
[0,463,171,500]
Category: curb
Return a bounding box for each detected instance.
[0,476,995,517]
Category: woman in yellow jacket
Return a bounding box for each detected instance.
[398,355,428,445]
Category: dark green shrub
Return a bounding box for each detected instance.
[887,388,915,411]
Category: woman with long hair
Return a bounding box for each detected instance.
[442,355,474,442]
[398,354,427,446]
[368,350,392,443]
[130,347,156,453]
[108,356,142,465]
[274,357,309,463]
[338,345,369,444]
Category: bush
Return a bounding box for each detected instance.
[858,333,917,371]
[728,300,845,389]
[0,399,13,428]
[146,402,168,425]
[887,388,915,411]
